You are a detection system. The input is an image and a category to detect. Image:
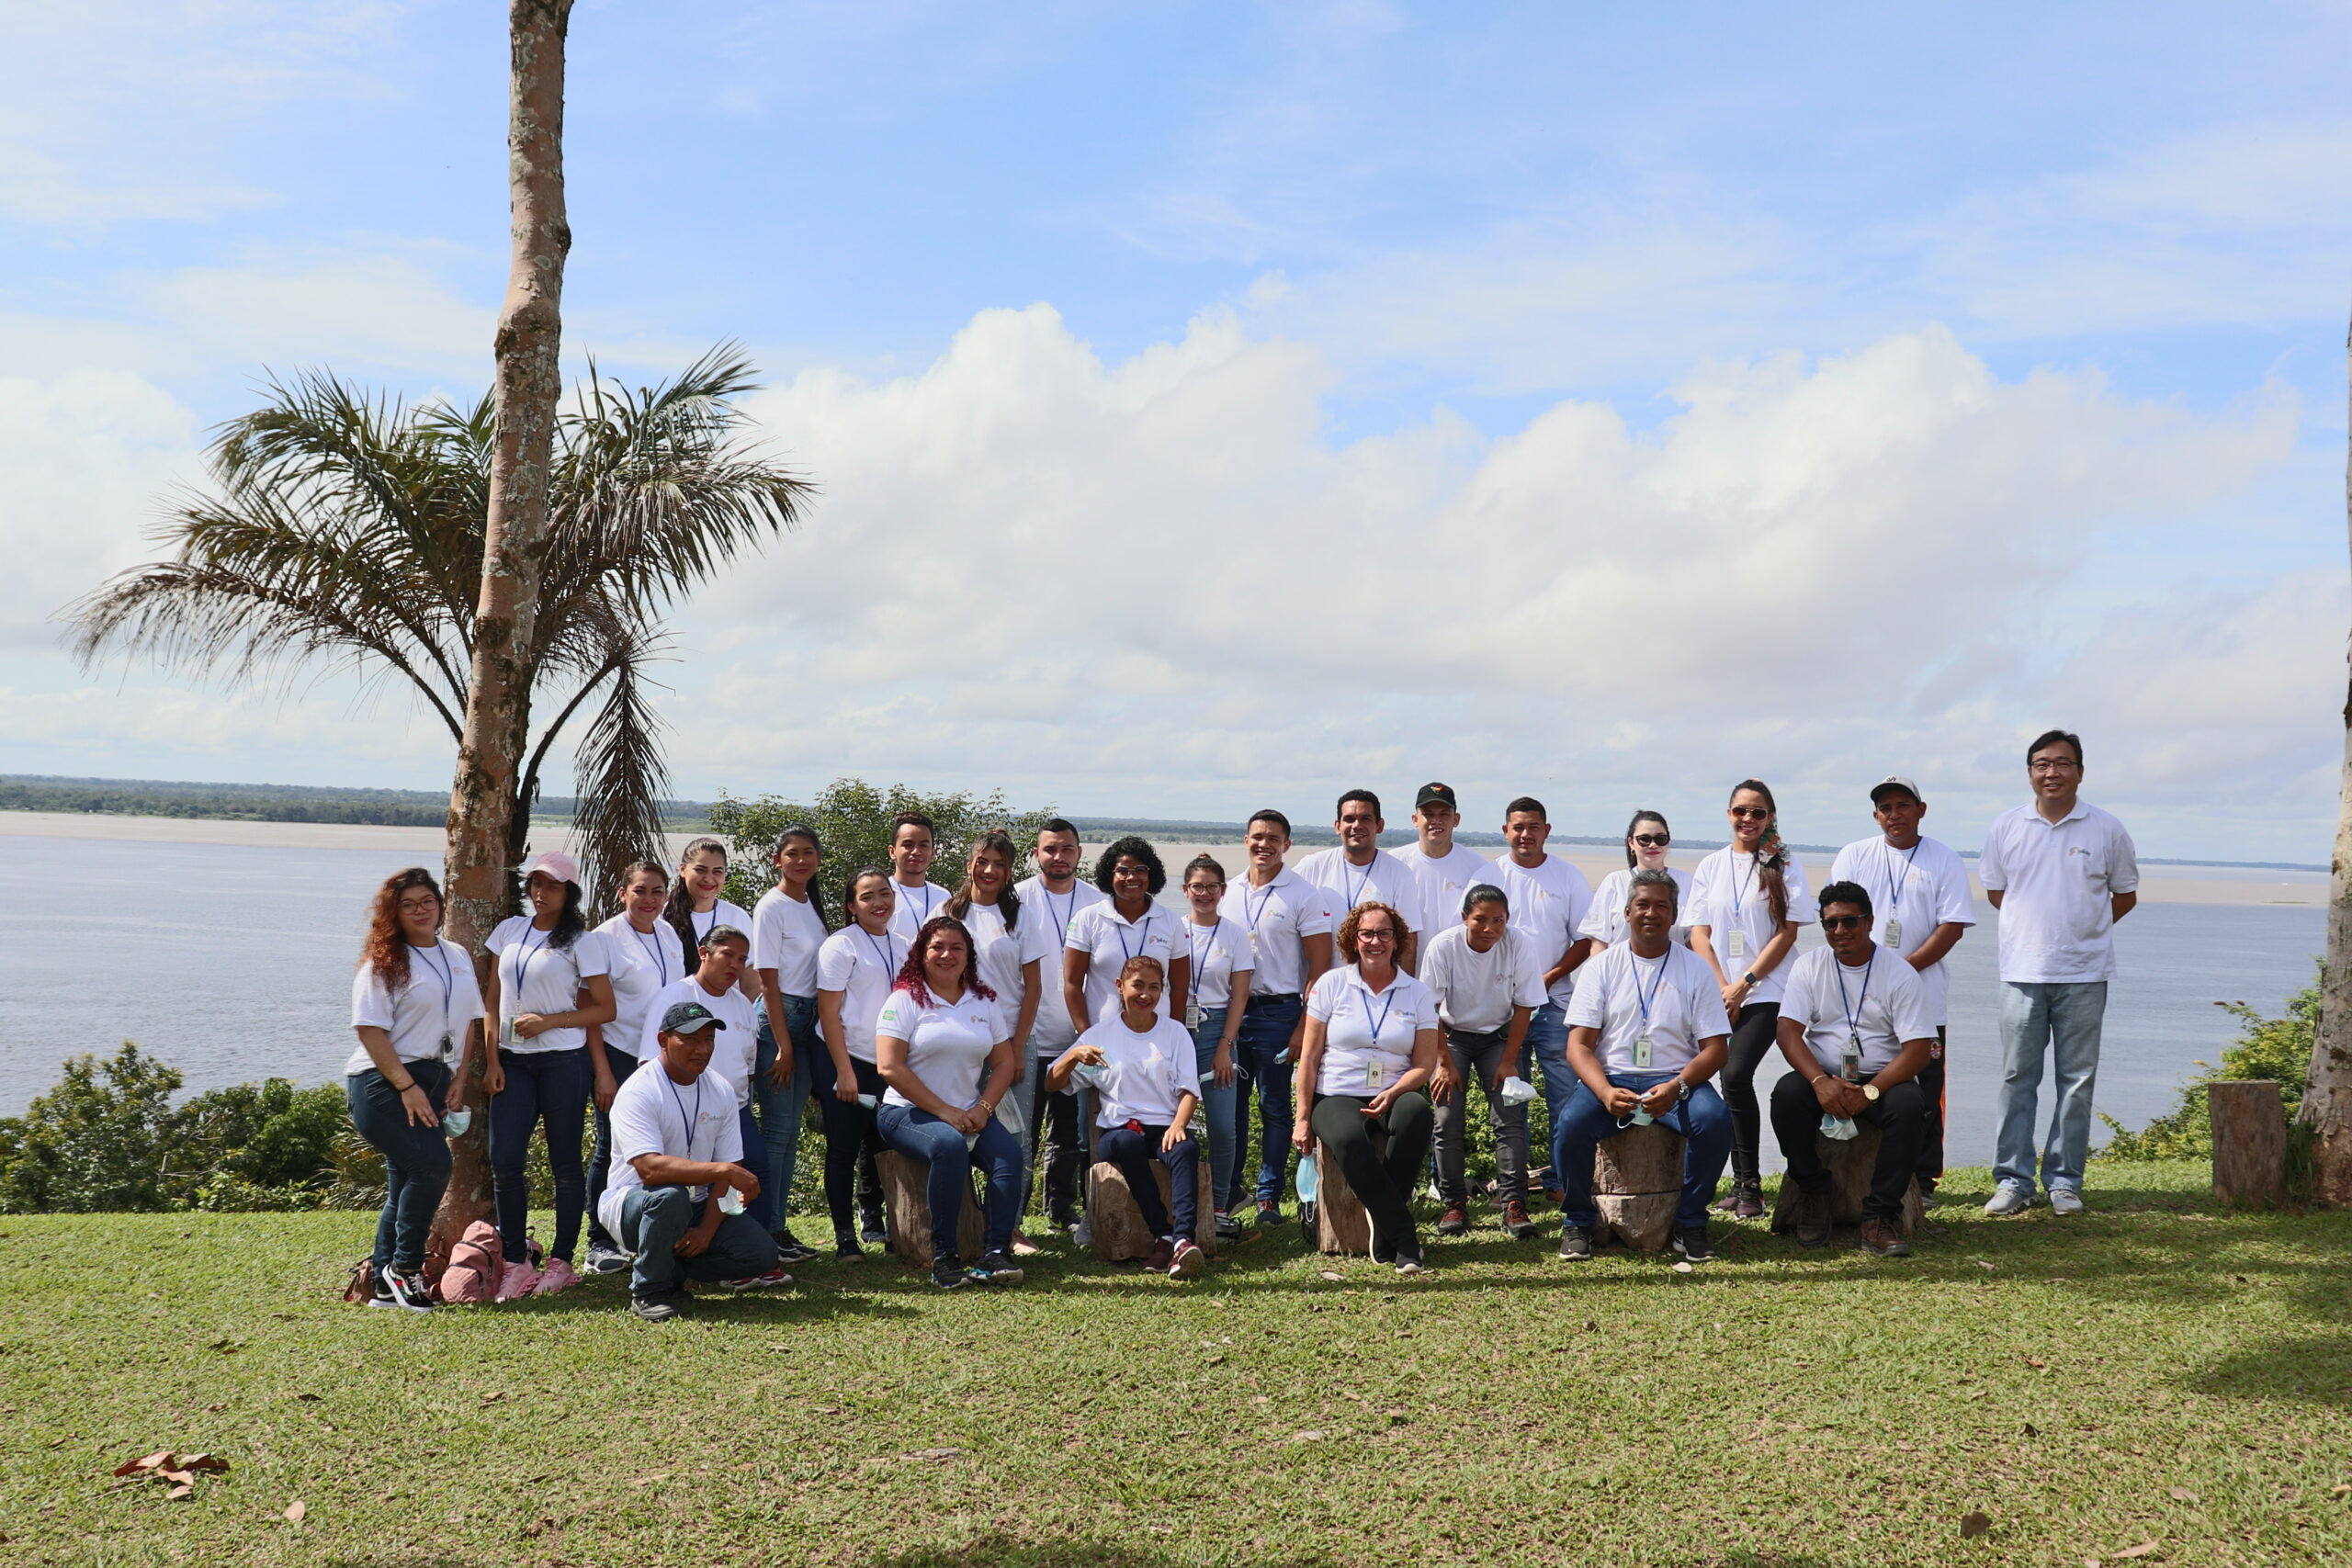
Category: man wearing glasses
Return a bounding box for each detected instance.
[1769,882,1939,1257]
[1977,730,2139,1217]
[1828,777,1973,1205]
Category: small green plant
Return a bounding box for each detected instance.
[2097,969,2314,1162]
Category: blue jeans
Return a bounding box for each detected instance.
[754,993,817,1235]
[875,1102,1023,1261]
[736,1105,775,1231]
[1527,1003,1570,1115]
[490,1046,590,1264]
[1192,1005,1238,1213]
[586,1047,643,1251]
[1995,981,2108,1195]
[618,1185,779,1298]
[1097,1125,1201,1239]
[1553,1072,1733,1231]
[1230,995,1302,1207]
[345,1059,453,1274]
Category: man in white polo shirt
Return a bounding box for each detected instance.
[1218,808,1335,1230]
[1295,789,1430,972]
[885,811,956,942]
[1397,783,1491,942]
[1482,795,1596,1183]
[1978,729,2139,1217]
[1828,775,1973,1204]
[1012,818,1102,1235]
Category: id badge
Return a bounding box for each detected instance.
[1633,1032,1654,1070]
[1883,918,1903,947]
[1185,1000,1203,1032]
[501,1014,516,1047]
[1365,1057,1381,1092]
[437,1032,454,1060]
[1841,1045,1861,1083]
[1727,929,1747,960]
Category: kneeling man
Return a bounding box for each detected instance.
[1555,869,1734,1262]
[1770,881,1936,1258]
[600,1000,785,1321]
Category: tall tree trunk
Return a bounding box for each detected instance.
[2306,308,2352,1206]
[432,0,574,1263]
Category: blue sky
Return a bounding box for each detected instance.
[4,2,2349,859]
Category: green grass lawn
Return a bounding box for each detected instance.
[3,1162,2346,1567]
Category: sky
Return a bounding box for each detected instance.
[4,0,2349,862]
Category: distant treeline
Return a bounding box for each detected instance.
[0,775,708,831]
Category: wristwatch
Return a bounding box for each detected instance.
[1674,1078,1692,1104]
[1861,1084,1881,1102]
[1741,971,1759,987]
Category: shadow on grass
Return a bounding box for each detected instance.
[2182,1326,2352,1404]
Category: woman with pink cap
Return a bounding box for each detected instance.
[481,850,617,1285]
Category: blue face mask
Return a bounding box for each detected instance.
[1819,1113,1860,1141]
[440,1109,473,1139]
[1294,1158,1319,1203]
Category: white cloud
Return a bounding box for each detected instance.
[128,246,493,375]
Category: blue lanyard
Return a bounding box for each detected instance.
[1246,881,1279,933]
[899,883,935,925]
[693,907,717,942]
[1631,952,1668,1031]
[633,923,673,986]
[1042,886,1076,947]
[1188,917,1220,981]
[1728,854,1756,919]
[1881,841,1920,916]
[1342,856,1376,910]
[1354,981,1397,1050]
[861,927,899,980]
[1114,911,1155,964]
[514,926,554,992]
[665,1073,704,1151]
[413,942,455,1039]
[1834,953,1874,1049]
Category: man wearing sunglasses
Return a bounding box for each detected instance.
[1828,777,1973,1205]
[1769,881,1937,1258]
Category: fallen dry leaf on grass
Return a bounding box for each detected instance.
[285,1500,305,1525]
[1291,1430,1325,1443]
[2025,1357,2047,1369]
[1671,1261,1694,1273]
[2113,1544,2159,1561]
[900,1448,965,1461]
[1959,1510,1991,1539]
[114,1451,173,1478]
[2169,1487,2200,1503]
[1318,1270,1340,1281]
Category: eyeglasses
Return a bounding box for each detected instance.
[2029,760,2078,774]
[1631,833,1669,847]
[1821,914,1867,931]
[1729,807,1771,820]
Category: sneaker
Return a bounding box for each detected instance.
[531,1258,584,1296]
[630,1291,682,1323]
[584,1242,629,1275]
[1170,1237,1206,1278]
[385,1269,435,1313]
[1557,1224,1594,1261]
[1733,1184,1766,1221]
[1917,1183,1941,1210]
[1672,1225,1717,1262]
[1859,1217,1913,1258]
[1502,1199,1537,1239]
[834,1235,865,1262]
[773,1231,818,1264]
[1792,1190,1832,1249]
[971,1251,1024,1286]
[860,1213,888,1245]
[1070,1219,1093,1248]
[1436,1204,1470,1236]
[1984,1185,2031,1217]
[719,1267,793,1292]
[1393,1246,1426,1276]
[1256,1201,1282,1230]
[2049,1187,2086,1217]
[1214,1211,1242,1244]
[366,1272,398,1310]
[932,1258,968,1290]
[1713,1187,1742,1213]
[1145,1237,1176,1274]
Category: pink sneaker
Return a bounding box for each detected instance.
[493,1258,542,1301]
[530,1258,582,1296]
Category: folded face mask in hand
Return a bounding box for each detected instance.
[440,1108,473,1139]
[1498,1076,1538,1106]
[1819,1113,1860,1142]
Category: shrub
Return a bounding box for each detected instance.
[0,1043,184,1213]
[2098,971,2314,1162]
[708,778,1058,921]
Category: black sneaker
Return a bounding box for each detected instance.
[834,1234,865,1262]
[972,1250,1024,1286]
[773,1231,818,1264]
[1673,1225,1717,1262]
[1393,1246,1426,1276]
[630,1290,683,1323]
[1255,1201,1282,1229]
[931,1258,968,1290]
[1557,1224,1594,1261]
[385,1268,435,1313]
[1214,1212,1242,1244]
[365,1269,396,1309]
[583,1242,629,1275]
[860,1213,888,1245]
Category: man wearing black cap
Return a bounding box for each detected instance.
[597,1000,785,1321]
[1398,783,1491,944]
[1827,776,1973,1203]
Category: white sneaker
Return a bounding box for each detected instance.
[1984,1186,2031,1217]
[2048,1187,2085,1216]
[1071,1219,1093,1247]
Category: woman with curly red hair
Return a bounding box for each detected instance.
[874,914,1026,1289]
[346,867,484,1311]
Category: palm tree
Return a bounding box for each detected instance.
[64,344,812,908]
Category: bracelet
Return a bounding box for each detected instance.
[392,1078,418,1093]
[1809,1074,1827,1087]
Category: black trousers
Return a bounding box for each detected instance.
[1768,1070,1929,1222]
[1916,1030,1947,1188]
[809,1050,886,1237]
[1028,1060,1085,1224]
[1719,1002,1781,1187]
[1309,1091,1434,1256]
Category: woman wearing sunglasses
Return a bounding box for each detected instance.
[1580,810,1694,949]
[1685,779,1815,1219]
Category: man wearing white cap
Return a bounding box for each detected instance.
[1828,775,1973,1203]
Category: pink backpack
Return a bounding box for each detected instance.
[436,1222,503,1304]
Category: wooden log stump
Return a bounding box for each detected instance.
[1592,1122,1684,1254]
[2211,1079,2287,1208]
[1769,1122,1923,1236]
[876,1150,986,1269]
[1087,1150,1218,1262]
[1314,1137,1374,1256]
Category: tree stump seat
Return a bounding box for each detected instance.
[876,1149,987,1269]
[1086,1151,1217,1261]
[1768,1122,1924,1237]
[1592,1122,1684,1255]
[1314,1131,1384,1257]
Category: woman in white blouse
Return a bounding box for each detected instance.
[1290,901,1444,1273]
[346,868,484,1311]
[875,916,1026,1290]
[1179,854,1252,1239]
[1581,810,1694,949]
[584,858,688,1272]
[663,835,757,997]
[813,869,903,1259]
[944,829,1056,1252]
[751,825,830,1266]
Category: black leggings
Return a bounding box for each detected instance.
[1719,1002,1781,1188]
[1309,1091,1434,1255]
[808,1050,885,1238]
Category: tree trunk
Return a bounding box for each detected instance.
[432,0,574,1260]
[2307,310,2352,1208]
[2211,1080,2288,1208]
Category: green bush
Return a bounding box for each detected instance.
[709,777,1058,921]
[2097,970,2314,1162]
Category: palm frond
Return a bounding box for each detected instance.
[562,621,673,915]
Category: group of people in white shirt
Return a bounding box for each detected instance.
[343,729,2137,1311]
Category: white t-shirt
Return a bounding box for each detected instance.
[1080,1010,1200,1128]
[1219,867,1334,998]
[1579,867,1695,948]
[1827,834,1975,1023]
[876,985,1006,1110]
[1295,846,1430,942]
[1067,901,1184,1028]
[1398,841,1497,936]
[954,897,1059,1047]
[595,1061,743,1241]
[1565,943,1732,1077]
[682,898,756,954]
[637,976,759,1108]
[1778,945,1937,1077]
[751,886,829,998]
[1015,877,1106,1054]
[1977,801,2139,984]
[814,925,908,1064]
[1179,915,1254,1010]
[347,940,486,1075]
[885,879,955,942]
[1480,853,1596,1010]
[1307,964,1441,1098]
[1419,924,1547,1035]
[595,914,690,1058]
[1685,848,1818,1007]
[487,917,611,1054]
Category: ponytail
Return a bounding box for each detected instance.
[1731,779,1790,927]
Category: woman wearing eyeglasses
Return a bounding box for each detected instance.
[1686,779,1815,1219]
[1580,809,1694,949]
